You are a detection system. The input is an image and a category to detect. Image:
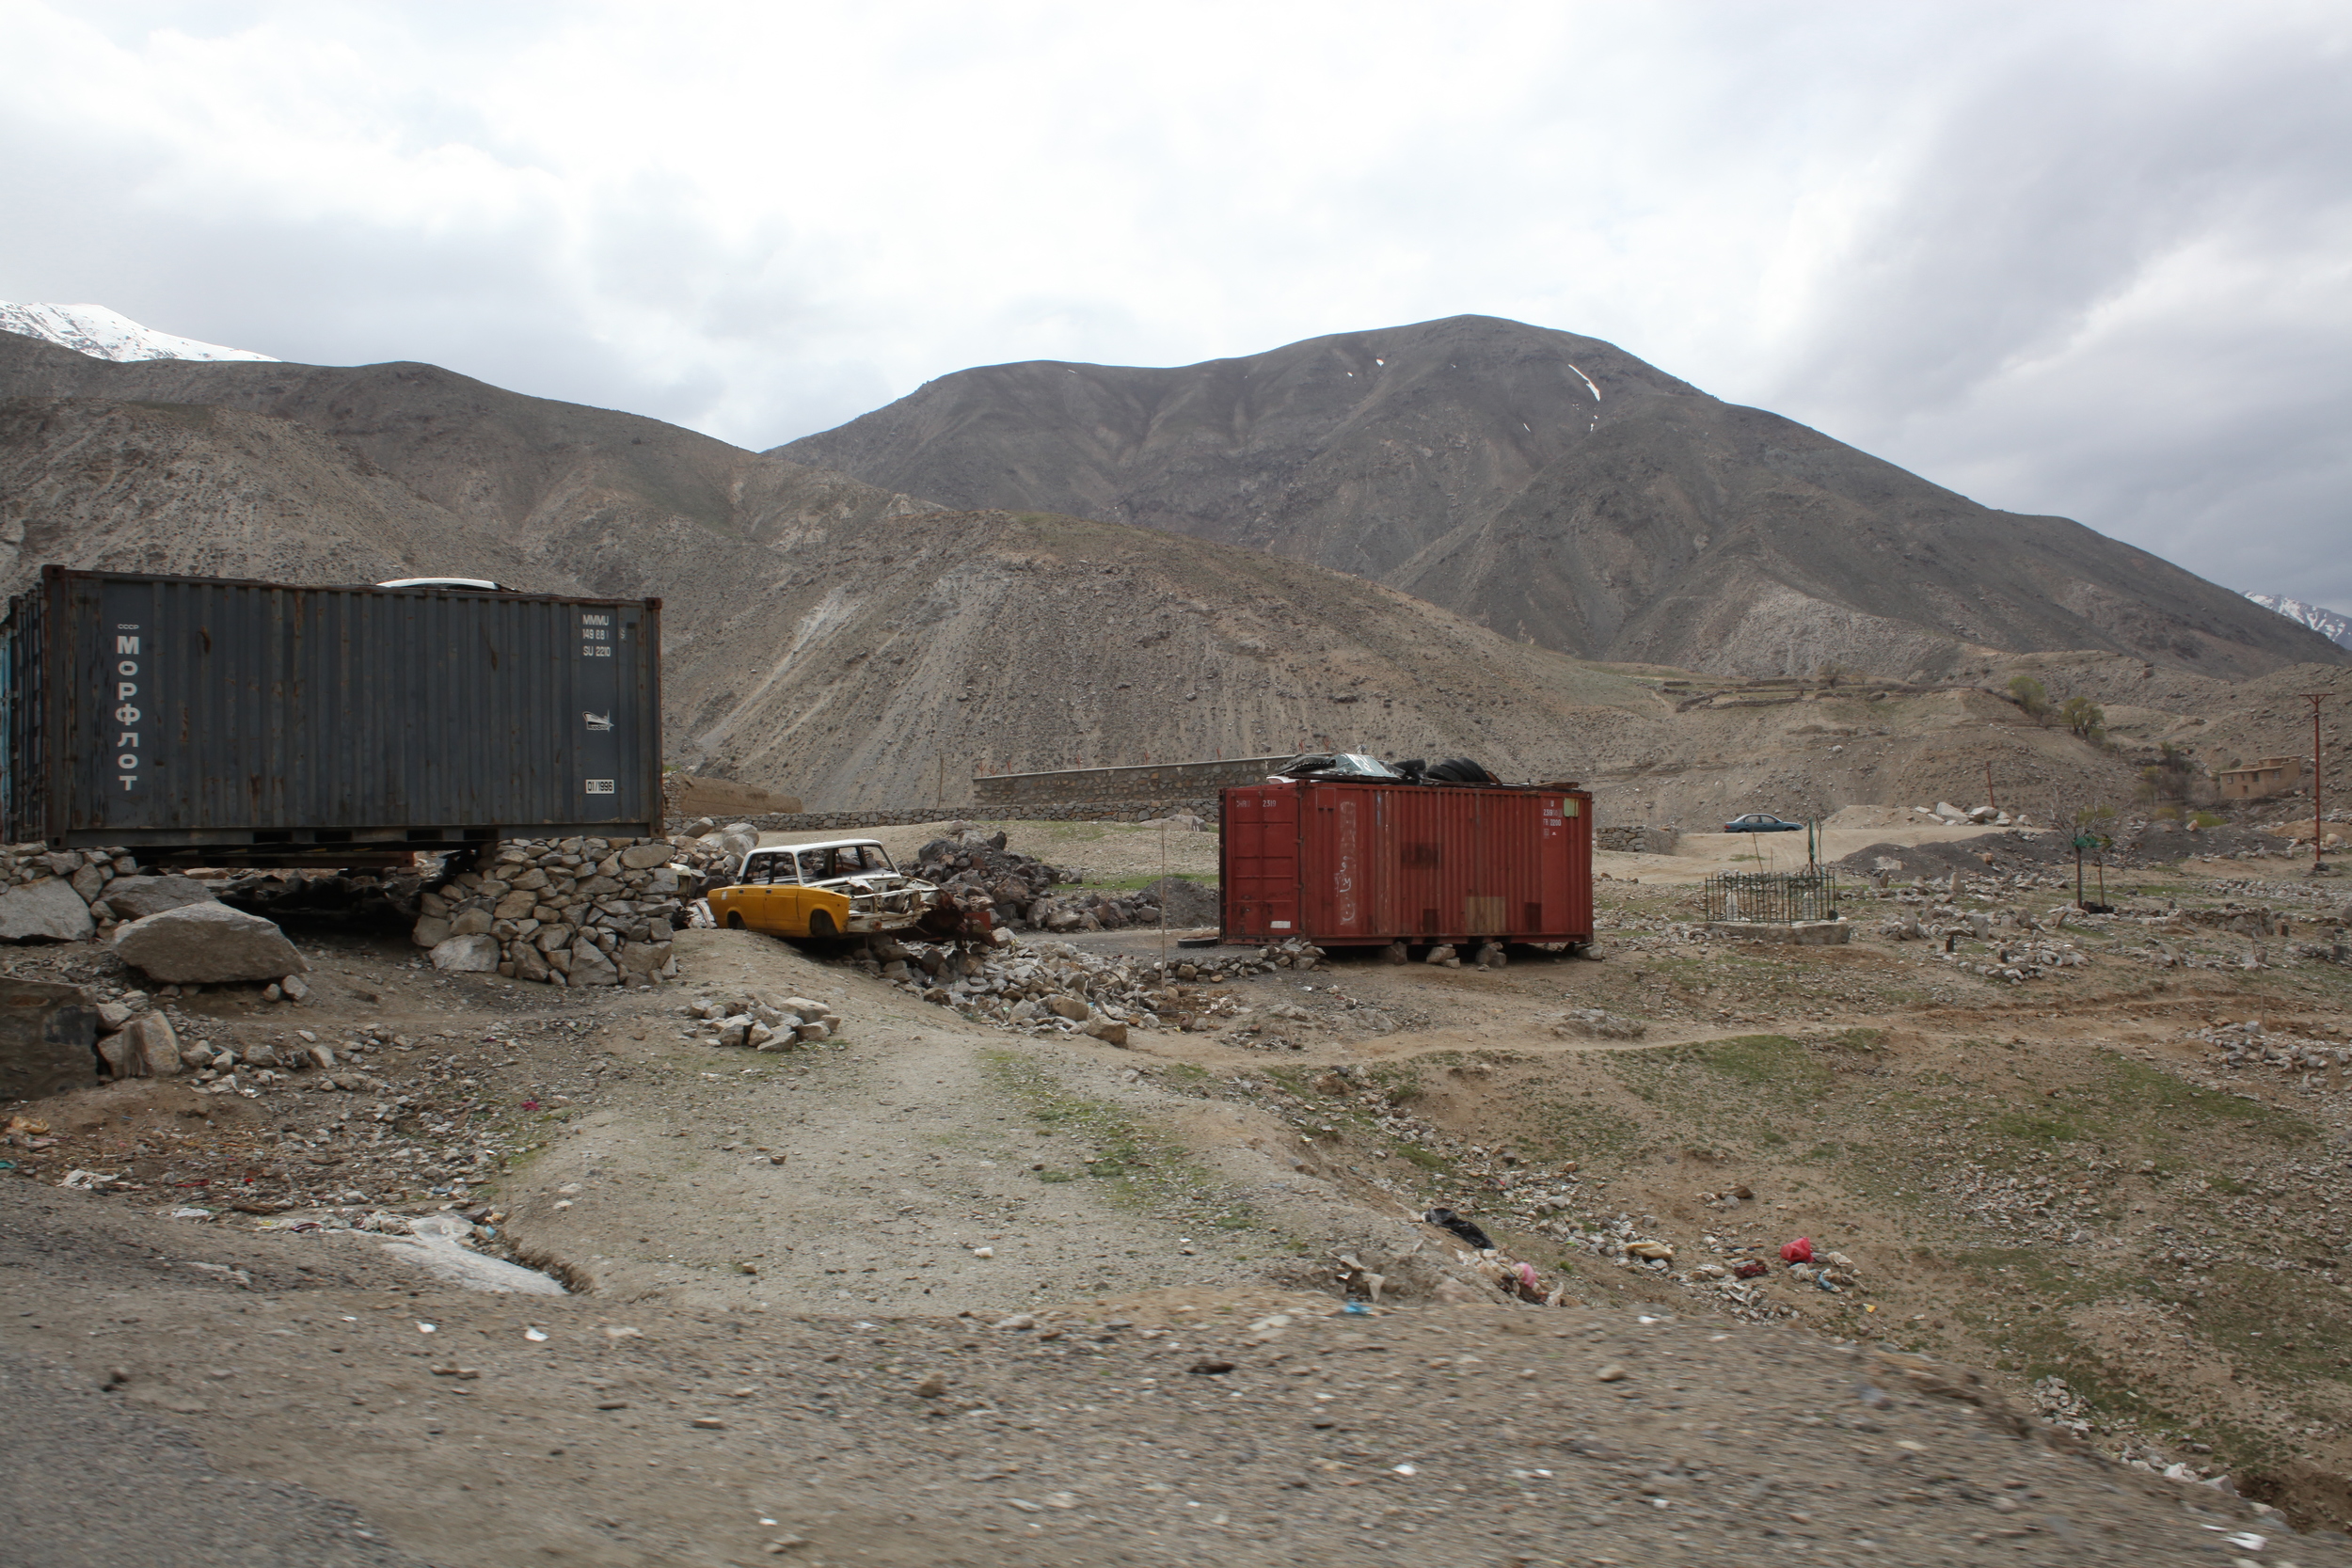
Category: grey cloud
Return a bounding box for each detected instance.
[1757,14,2352,605]
[2,2,2345,610]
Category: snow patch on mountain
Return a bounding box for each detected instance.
[2246,592,2352,651]
[0,302,275,364]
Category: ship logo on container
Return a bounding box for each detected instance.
[111,630,143,793]
[583,711,612,732]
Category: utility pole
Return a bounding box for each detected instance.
[1984,760,1995,812]
[2306,692,2331,870]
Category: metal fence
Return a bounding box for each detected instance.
[1705,870,1839,925]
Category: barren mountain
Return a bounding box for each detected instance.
[0,330,2256,821]
[658,508,1673,806]
[777,314,2345,682]
[0,333,1677,806]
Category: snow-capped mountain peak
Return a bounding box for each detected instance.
[0,301,276,364]
[2246,592,2352,651]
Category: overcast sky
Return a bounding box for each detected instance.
[3,1,2347,607]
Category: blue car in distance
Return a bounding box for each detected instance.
[1724,813,1804,832]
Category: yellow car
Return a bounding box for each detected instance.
[706,839,940,939]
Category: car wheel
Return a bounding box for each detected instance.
[725,911,746,930]
[806,910,837,939]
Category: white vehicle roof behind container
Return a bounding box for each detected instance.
[376,577,506,591]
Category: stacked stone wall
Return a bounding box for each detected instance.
[0,844,136,943]
[1596,825,1679,855]
[411,834,730,987]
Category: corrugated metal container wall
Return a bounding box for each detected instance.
[1220,779,1592,946]
[1,567,660,855]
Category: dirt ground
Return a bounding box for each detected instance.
[4,837,2352,1564]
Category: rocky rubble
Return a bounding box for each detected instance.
[410,834,733,987]
[4,1004,624,1218]
[1198,1066,1860,1321]
[906,829,1219,933]
[848,931,1342,1043]
[675,990,844,1050]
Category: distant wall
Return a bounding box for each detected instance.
[974,757,1290,806]
[1596,825,1680,855]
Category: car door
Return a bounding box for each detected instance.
[718,852,771,930]
[764,851,811,935]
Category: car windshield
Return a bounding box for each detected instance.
[741,853,798,884]
[799,844,896,880]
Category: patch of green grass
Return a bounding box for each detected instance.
[1394,1145,1449,1172]
[1987,1110,2084,1148]
[1523,1090,1644,1164]
[1698,1033,1827,1090]
[982,1051,1254,1230]
[2194,1263,2352,1378]
[1365,1064,1425,1104]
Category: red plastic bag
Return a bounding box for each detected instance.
[1733,1259,1769,1279]
[1780,1237,1814,1264]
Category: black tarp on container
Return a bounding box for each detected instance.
[1,567,660,859]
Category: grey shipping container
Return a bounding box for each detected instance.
[1,566,661,863]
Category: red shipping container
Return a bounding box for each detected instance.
[1219,779,1593,947]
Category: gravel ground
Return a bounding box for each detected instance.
[1,1182,2326,1568]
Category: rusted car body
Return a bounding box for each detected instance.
[705,839,994,942]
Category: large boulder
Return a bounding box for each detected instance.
[430,934,501,973]
[0,978,100,1099]
[113,903,307,983]
[121,1013,182,1077]
[95,875,216,922]
[0,878,96,942]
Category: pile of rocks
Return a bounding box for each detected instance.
[868,934,1318,1039]
[906,831,1218,934]
[89,990,363,1091]
[677,991,844,1049]
[1552,1007,1647,1040]
[1915,801,2032,827]
[411,835,722,987]
[2198,1019,2351,1083]
[0,843,139,942]
[910,832,1071,928]
[0,845,325,995]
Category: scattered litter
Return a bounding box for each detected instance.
[1424,1207,1495,1251]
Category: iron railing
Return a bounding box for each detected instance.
[1705,870,1838,924]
